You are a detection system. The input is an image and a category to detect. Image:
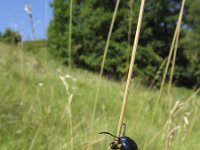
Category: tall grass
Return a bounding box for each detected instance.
[0,43,199,149]
[68,0,73,69]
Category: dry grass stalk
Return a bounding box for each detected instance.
[127,0,135,66]
[163,88,199,149]
[68,0,73,69]
[182,114,190,141]
[157,0,185,108]
[44,0,48,64]
[164,100,183,150]
[170,88,199,118]
[59,74,76,150]
[116,0,146,137]
[165,125,180,150]
[145,4,186,149]
[89,1,121,149]
[92,0,121,120]
[185,88,200,104]
[167,29,180,108]
[18,36,25,103]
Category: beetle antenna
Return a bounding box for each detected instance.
[122,123,126,136]
[99,132,118,138]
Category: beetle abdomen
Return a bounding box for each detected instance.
[120,136,138,150]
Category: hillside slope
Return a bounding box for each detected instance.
[0,43,199,150]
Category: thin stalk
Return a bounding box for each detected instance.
[92,0,121,119]
[167,0,185,107]
[68,0,73,70]
[69,101,73,150]
[152,29,178,120]
[29,13,35,39]
[127,0,135,67]
[185,88,200,104]
[45,0,48,59]
[59,75,74,150]
[167,29,180,108]
[19,39,25,102]
[88,2,121,149]
[151,0,185,126]
[29,14,35,39]
[116,0,146,137]
[143,0,186,149]
[28,122,42,150]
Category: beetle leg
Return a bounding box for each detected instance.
[110,138,121,149]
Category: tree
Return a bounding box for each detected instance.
[73,0,131,77]
[48,0,69,62]
[48,0,199,87]
[176,0,200,87]
[2,28,21,44]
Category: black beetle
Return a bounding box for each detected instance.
[99,124,138,150]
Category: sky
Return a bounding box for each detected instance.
[0,0,53,41]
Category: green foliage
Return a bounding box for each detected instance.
[135,46,162,79]
[1,28,21,44]
[48,0,199,87]
[0,43,199,149]
[24,40,46,53]
[177,0,200,87]
[0,32,2,40]
[48,0,69,62]
[74,0,132,78]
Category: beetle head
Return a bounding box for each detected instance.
[99,123,127,149]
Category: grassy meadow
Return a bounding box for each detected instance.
[0,42,199,150]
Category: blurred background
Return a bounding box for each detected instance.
[0,0,199,150]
